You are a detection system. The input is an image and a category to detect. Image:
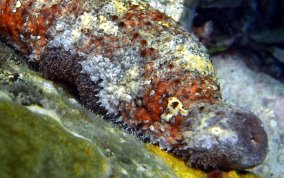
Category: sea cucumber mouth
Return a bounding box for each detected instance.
[173,103,268,170]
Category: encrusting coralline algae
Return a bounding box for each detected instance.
[0,0,268,170]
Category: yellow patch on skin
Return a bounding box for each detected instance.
[15,1,22,8]
[98,15,118,35]
[209,126,225,135]
[125,66,139,80]
[12,0,22,12]
[80,12,96,29]
[175,45,214,76]
[159,21,171,28]
[71,29,81,40]
[114,0,128,16]
[161,97,189,122]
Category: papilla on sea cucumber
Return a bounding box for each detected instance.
[0,0,268,170]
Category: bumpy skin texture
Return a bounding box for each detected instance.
[0,0,268,170]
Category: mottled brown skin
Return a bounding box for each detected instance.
[0,0,268,171]
[171,104,268,170]
[39,48,109,116]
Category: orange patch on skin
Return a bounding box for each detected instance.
[120,74,220,145]
[0,0,80,57]
[174,115,184,127]
[118,21,126,28]
[147,10,168,21]
[135,108,151,123]
[111,15,118,21]
[125,19,140,27]
[131,33,140,41]
[0,0,27,52]
[121,8,169,31]
[130,4,139,11]
[157,81,170,94]
[140,47,155,58]
[140,39,148,46]
[191,80,198,93]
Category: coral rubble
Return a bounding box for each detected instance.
[0,0,268,170]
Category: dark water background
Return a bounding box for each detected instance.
[191,0,284,83]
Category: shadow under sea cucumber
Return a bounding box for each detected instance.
[0,0,268,170]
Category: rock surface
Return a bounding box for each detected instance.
[0,99,111,178]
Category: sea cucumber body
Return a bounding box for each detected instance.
[0,0,268,170]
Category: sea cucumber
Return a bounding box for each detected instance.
[0,0,268,170]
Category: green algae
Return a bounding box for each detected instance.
[0,99,111,178]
